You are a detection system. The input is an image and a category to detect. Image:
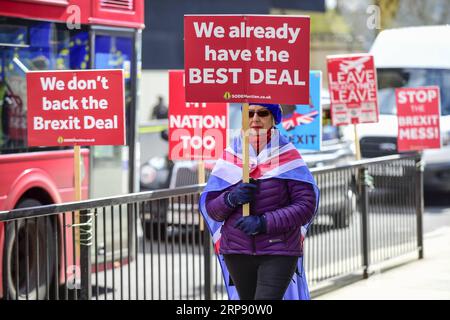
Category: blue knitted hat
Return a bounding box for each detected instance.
[248,103,283,125]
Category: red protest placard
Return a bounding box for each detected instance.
[169,70,228,160]
[27,69,125,146]
[327,54,379,126]
[184,15,310,104]
[396,86,441,152]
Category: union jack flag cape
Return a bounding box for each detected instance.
[199,129,320,300]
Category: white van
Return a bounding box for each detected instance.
[351,25,450,193]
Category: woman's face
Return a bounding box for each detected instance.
[248,105,274,135]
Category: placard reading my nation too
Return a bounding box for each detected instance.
[169,70,228,160]
[184,15,310,104]
[27,69,125,146]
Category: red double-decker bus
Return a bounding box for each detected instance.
[0,0,144,299]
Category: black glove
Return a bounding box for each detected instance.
[226,182,257,208]
[234,215,267,236]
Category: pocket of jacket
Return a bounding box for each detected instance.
[268,238,283,244]
[268,232,286,244]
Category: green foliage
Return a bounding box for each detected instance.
[310,10,352,34]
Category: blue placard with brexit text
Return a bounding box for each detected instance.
[277,71,322,150]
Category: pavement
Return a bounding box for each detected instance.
[314,225,450,300]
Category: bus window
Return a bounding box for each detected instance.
[0,20,90,153]
[90,33,134,198]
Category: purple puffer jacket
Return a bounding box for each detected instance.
[205,178,316,256]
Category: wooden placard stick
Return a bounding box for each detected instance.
[74,145,82,258]
[242,103,250,216]
[354,124,361,161]
[198,160,206,231]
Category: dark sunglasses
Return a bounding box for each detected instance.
[249,110,271,118]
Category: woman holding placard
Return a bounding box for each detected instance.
[199,103,319,300]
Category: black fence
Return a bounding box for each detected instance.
[0,154,423,300]
[307,154,423,295]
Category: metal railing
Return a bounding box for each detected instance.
[0,153,423,300]
[307,153,423,295]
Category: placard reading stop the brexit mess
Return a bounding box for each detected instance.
[27,69,125,146]
[396,86,441,152]
[327,54,379,126]
[184,15,310,104]
[169,70,228,160]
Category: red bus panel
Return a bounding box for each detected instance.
[0,0,144,29]
[0,149,89,210]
